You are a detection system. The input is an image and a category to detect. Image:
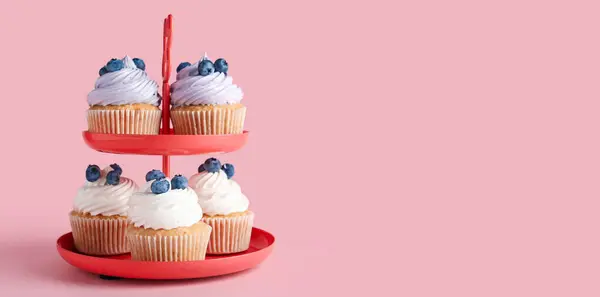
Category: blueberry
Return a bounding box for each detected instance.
[109,163,122,174]
[86,165,101,182]
[198,164,205,173]
[106,59,124,72]
[214,58,228,74]
[99,66,108,76]
[221,163,235,179]
[151,178,170,194]
[106,170,121,185]
[203,158,221,173]
[177,62,191,73]
[198,60,215,76]
[133,58,146,70]
[145,169,166,182]
[171,175,188,190]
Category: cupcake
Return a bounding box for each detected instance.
[189,158,254,254]
[170,53,246,135]
[127,170,212,261]
[87,56,162,134]
[70,164,138,256]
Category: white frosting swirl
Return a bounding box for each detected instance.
[128,179,203,230]
[189,170,249,216]
[73,167,138,216]
[87,56,160,106]
[170,61,243,107]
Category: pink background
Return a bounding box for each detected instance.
[0,0,599,296]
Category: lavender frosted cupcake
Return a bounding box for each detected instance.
[87,56,162,135]
[170,54,245,135]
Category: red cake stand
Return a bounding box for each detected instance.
[56,15,274,280]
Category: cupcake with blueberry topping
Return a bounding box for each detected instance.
[127,170,212,261]
[189,158,254,254]
[87,56,162,134]
[170,53,246,135]
[70,164,138,256]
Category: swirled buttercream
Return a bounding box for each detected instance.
[88,56,160,106]
[170,61,243,107]
[188,170,249,216]
[128,179,203,230]
[73,167,138,216]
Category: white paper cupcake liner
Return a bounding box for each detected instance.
[202,211,254,255]
[69,213,129,256]
[171,106,246,135]
[87,109,161,134]
[127,229,212,261]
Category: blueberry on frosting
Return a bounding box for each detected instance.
[198,60,215,76]
[106,170,121,185]
[110,163,122,174]
[99,66,108,76]
[171,175,188,190]
[132,58,146,71]
[198,164,205,173]
[151,178,170,194]
[85,165,101,182]
[145,169,166,182]
[221,163,235,179]
[214,58,228,75]
[203,158,221,173]
[106,58,124,72]
[177,62,191,73]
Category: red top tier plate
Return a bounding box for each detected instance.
[83,130,249,155]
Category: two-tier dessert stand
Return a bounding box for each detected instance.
[56,15,275,280]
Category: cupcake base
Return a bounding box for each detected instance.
[171,104,246,135]
[202,211,254,255]
[69,211,129,256]
[87,104,161,135]
[127,222,212,261]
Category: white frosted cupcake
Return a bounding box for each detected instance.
[69,164,138,256]
[189,158,254,254]
[127,170,212,261]
[87,56,162,134]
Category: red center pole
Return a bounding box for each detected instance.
[161,15,173,176]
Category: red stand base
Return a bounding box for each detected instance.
[57,227,275,280]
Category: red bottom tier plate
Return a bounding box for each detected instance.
[56,227,274,280]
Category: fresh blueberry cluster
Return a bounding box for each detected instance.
[171,175,188,189]
[85,165,101,182]
[221,163,235,179]
[176,62,191,73]
[85,163,122,185]
[132,58,146,70]
[145,169,166,182]
[176,56,229,76]
[98,57,146,76]
[106,163,122,185]
[146,170,188,194]
[151,178,170,194]
[198,158,235,179]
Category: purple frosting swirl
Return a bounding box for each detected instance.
[170,61,243,107]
